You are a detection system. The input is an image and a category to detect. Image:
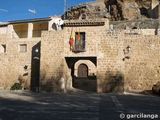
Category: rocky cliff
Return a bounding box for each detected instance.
[62,0,109,20]
[105,0,155,20]
[62,0,160,21]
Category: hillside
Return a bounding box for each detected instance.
[63,0,160,21]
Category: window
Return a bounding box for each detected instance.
[74,32,85,52]
[19,44,27,52]
[1,44,6,53]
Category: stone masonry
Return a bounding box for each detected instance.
[39,18,160,93]
[0,16,160,93]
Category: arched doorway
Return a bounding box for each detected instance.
[78,64,88,78]
[71,59,97,92]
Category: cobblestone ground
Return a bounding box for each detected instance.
[0,90,159,120]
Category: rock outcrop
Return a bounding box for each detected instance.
[62,0,160,21]
[105,0,157,20]
[62,0,109,20]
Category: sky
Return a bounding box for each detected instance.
[0,0,95,22]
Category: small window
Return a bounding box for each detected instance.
[74,32,85,52]
[19,44,27,52]
[1,44,6,53]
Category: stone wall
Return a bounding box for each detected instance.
[40,31,66,92]
[64,26,103,57]
[0,34,40,89]
[97,30,160,93]
[0,18,160,93]
[124,35,160,91]
[40,20,109,92]
[64,20,109,57]
[0,27,7,34]
[40,20,160,93]
[110,19,160,30]
[97,32,124,93]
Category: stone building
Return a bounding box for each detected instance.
[0,0,160,93]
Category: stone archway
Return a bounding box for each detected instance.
[73,60,97,91]
[74,60,96,77]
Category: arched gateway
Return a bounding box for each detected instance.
[73,60,97,91]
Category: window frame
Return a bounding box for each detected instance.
[73,32,86,52]
[1,44,6,53]
[19,44,27,53]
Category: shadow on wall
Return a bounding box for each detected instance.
[31,42,41,92]
[148,5,159,19]
[40,65,64,92]
[100,71,124,93]
[18,75,28,89]
[13,24,28,38]
[73,78,97,92]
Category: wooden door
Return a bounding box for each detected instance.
[78,64,88,77]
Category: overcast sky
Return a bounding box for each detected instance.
[0,0,94,22]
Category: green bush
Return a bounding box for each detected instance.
[10,83,22,90]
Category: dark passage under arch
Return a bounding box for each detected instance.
[65,57,97,92]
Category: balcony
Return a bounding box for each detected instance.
[72,45,85,53]
[72,32,85,53]
[12,30,28,38]
[13,24,28,38]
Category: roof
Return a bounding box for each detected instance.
[64,20,105,27]
[8,17,51,24]
[0,22,8,27]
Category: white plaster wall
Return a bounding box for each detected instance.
[0,27,7,34]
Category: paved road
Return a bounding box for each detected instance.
[0,91,159,120]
